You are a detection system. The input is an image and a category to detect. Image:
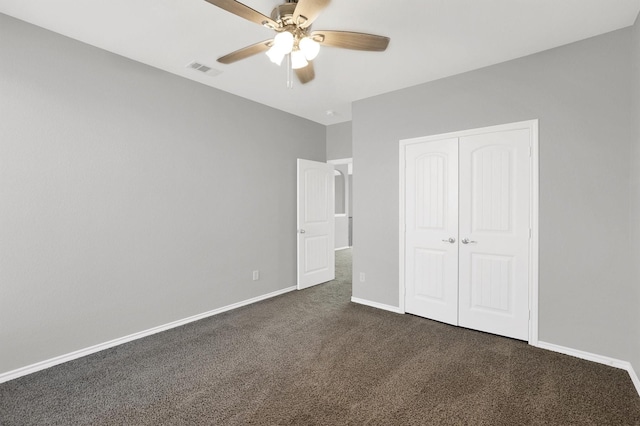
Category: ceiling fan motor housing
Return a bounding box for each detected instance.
[271,3,299,27]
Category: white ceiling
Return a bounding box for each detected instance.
[1,0,639,125]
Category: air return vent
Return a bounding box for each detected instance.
[186,61,222,76]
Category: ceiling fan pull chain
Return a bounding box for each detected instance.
[286,53,294,89]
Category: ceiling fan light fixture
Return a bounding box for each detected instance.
[299,36,320,60]
[265,31,294,65]
[291,50,309,69]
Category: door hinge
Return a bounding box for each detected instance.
[529,228,532,239]
[529,146,532,157]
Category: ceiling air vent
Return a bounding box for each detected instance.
[186,61,222,76]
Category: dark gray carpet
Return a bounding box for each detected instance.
[2,249,640,425]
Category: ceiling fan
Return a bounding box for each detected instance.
[204,0,390,85]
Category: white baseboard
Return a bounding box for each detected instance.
[335,246,350,251]
[630,365,640,397]
[537,341,640,397]
[0,286,296,384]
[350,297,404,314]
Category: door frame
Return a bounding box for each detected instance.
[398,120,539,345]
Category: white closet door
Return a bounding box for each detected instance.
[404,138,459,325]
[458,129,531,340]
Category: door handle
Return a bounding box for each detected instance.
[442,237,456,244]
[461,238,477,244]
[299,229,306,234]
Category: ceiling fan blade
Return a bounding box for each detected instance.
[204,0,277,28]
[293,0,331,28]
[295,61,315,84]
[311,30,390,51]
[217,39,273,64]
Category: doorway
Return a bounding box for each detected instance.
[399,121,539,343]
[328,158,353,251]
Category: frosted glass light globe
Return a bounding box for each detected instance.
[291,50,309,69]
[299,37,320,61]
[272,31,294,54]
[266,48,285,65]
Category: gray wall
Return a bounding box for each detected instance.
[0,14,325,374]
[631,13,640,373]
[352,27,636,362]
[326,121,352,160]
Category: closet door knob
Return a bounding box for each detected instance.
[461,238,477,244]
[442,237,456,244]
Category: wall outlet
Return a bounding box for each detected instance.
[252,270,259,281]
[359,272,365,282]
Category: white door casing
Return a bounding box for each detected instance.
[399,120,538,343]
[297,159,335,290]
[458,129,531,340]
[404,139,459,325]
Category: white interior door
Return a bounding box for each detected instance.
[297,159,335,290]
[404,139,459,325]
[458,129,531,340]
